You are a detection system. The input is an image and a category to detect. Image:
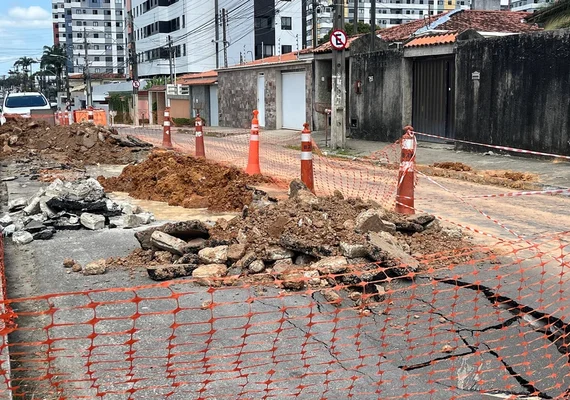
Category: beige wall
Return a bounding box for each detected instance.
[170,99,190,119]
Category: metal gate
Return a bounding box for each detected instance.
[412,56,455,142]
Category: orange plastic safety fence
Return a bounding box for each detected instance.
[0,232,569,399]
[120,127,402,210]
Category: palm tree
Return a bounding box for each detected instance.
[40,45,67,92]
[14,56,38,91]
[527,0,570,29]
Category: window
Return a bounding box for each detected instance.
[183,43,186,56]
[94,56,100,61]
[105,33,112,38]
[76,9,81,14]
[281,45,292,54]
[5,95,47,108]
[106,56,112,62]
[281,16,292,30]
[94,33,99,38]
[106,45,112,50]
[93,22,98,26]
[182,15,185,28]
[93,45,100,50]
[116,10,123,16]
[116,22,122,27]
[93,10,98,14]
[117,33,124,39]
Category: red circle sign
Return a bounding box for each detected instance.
[330,29,347,50]
[132,80,140,88]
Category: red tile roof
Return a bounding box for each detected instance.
[306,10,541,54]
[404,32,458,48]
[178,70,218,86]
[221,52,300,69]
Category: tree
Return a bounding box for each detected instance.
[319,22,380,45]
[40,44,67,94]
[527,0,570,29]
[14,56,38,91]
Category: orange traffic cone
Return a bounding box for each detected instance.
[395,125,416,214]
[245,110,261,175]
[195,113,205,158]
[300,123,315,193]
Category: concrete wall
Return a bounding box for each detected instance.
[313,58,332,131]
[170,99,190,119]
[349,50,406,142]
[218,62,313,129]
[455,30,570,156]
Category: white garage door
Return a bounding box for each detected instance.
[281,71,306,130]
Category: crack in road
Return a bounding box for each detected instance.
[435,278,570,360]
[255,298,371,382]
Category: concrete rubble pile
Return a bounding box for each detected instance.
[102,180,464,301]
[1,178,155,245]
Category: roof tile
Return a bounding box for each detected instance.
[404,32,458,48]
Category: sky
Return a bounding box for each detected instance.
[0,1,53,77]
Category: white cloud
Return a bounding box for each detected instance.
[8,6,50,21]
[0,6,52,28]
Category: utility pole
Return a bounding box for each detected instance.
[312,2,318,48]
[222,8,228,68]
[355,0,358,34]
[331,0,346,149]
[168,35,174,83]
[83,27,92,108]
[370,0,377,51]
[128,11,139,126]
[215,0,220,69]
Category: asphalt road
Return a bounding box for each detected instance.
[2,135,570,399]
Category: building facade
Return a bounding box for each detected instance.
[51,0,127,76]
[128,0,303,78]
[510,0,552,12]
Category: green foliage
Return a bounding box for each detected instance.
[144,76,171,90]
[319,22,380,45]
[108,92,132,124]
[528,0,570,29]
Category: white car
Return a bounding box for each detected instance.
[0,92,52,125]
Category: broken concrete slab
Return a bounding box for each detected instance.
[263,245,295,261]
[136,212,154,225]
[272,258,294,276]
[8,198,27,212]
[53,214,81,230]
[147,264,198,281]
[248,260,266,274]
[80,213,106,230]
[367,231,419,276]
[23,191,43,215]
[12,231,33,245]
[406,213,436,226]
[234,251,256,269]
[0,214,13,227]
[227,244,246,262]
[39,196,57,219]
[182,238,208,254]
[310,256,349,275]
[280,270,306,291]
[339,242,368,258]
[355,209,395,234]
[23,220,46,234]
[192,264,227,286]
[198,246,229,264]
[150,231,187,256]
[82,259,107,275]
[33,228,55,240]
[174,253,200,265]
[2,225,16,236]
[122,214,141,229]
[135,220,210,250]
[280,233,335,258]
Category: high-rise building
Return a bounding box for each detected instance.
[51,0,127,76]
[128,0,304,78]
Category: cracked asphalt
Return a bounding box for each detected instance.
[2,153,570,399]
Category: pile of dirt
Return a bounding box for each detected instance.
[0,119,152,165]
[432,162,472,171]
[98,151,273,212]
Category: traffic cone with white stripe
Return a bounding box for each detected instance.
[395,125,416,214]
[88,106,94,123]
[300,123,314,193]
[162,107,173,149]
[245,110,261,175]
[195,113,205,158]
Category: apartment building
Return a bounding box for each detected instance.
[129,0,304,78]
[510,0,552,12]
[51,0,127,76]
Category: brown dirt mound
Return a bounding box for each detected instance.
[98,151,273,212]
[0,119,151,165]
[432,162,472,171]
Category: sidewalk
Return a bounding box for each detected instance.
[312,131,570,190]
